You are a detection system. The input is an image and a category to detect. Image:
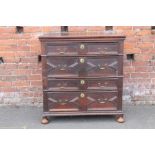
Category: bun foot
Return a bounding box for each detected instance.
[41,117,49,124]
[116,115,125,123]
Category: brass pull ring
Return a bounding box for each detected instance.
[80,80,85,85]
[80,44,85,50]
[80,93,85,98]
[80,58,85,63]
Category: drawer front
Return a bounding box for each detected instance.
[46,79,80,91]
[45,56,121,78]
[87,78,119,90]
[46,92,81,112]
[46,57,80,77]
[45,78,119,91]
[86,57,119,77]
[87,42,119,55]
[45,42,120,56]
[46,43,78,55]
[86,91,118,111]
[46,91,118,112]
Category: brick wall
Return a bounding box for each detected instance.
[0,26,155,106]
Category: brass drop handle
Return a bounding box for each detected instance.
[80,93,85,98]
[99,66,105,70]
[60,102,66,105]
[98,83,104,87]
[59,51,64,54]
[80,58,85,63]
[60,68,66,71]
[80,80,85,85]
[80,44,85,50]
[59,99,68,105]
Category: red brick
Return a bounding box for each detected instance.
[4,57,21,63]
[0,27,15,33]
[30,44,41,52]
[124,66,135,72]
[21,57,37,63]
[30,81,42,86]
[28,75,42,80]
[0,33,14,39]
[0,81,12,87]
[17,39,30,45]
[124,48,141,53]
[150,73,155,78]
[14,33,32,39]
[135,67,152,72]
[131,73,149,78]
[18,63,38,69]
[116,26,133,30]
[12,81,30,87]
[0,39,17,45]
[5,64,18,69]
[136,30,151,36]
[31,70,42,74]
[0,87,17,92]
[16,45,30,51]
[0,52,16,57]
[123,73,131,78]
[139,36,154,42]
[133,26,151,30]
[69,26,88,32]
[135,54,152,61]
[132,61,149,66]
[24,27,42,33]
[14,69,32,75]
[15,51,26,57]
[0,45,17,51]
[137,42,154,49]
[123,30,136,36]
[124,42,136,49]
[152,79,155,83]
[123,60,132,66]
[86,26,105,31]
[42,26,61,32]
[125,37,139,42]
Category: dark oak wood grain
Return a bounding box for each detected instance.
[39,32,125,124]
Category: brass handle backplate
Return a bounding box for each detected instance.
[80,80,85,85]
[59,51,64,54]
[80,44,85,50]
[80,58,85,63]
[80,93,85,98]
[100,67,105,70]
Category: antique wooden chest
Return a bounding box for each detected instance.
[39,32,125,124]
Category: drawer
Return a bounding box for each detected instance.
[46,43,78,55]
[87,78,119,90]
[45,78,120,91]
[46,79,80,91]
[45,91,118,112]
[46,92,81,112]
[45,56,121,78]
[86,91,118,111]
[45,42,120,56]
[46,57,80,78]
[86,42,119,55]
[85,57,120,77]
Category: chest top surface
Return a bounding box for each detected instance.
[39,32,126,41]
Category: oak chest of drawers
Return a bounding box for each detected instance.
[39,32,126,124]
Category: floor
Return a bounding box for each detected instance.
[0,105,155,129]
